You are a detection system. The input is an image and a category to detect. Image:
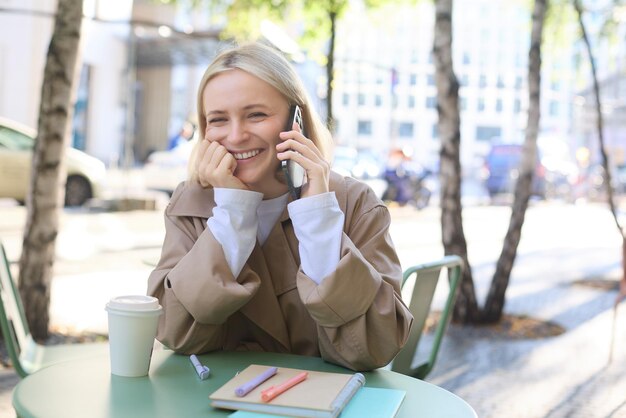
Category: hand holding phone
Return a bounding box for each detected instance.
[281,105,307,199]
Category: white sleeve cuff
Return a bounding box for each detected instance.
[288,192,344,284]
[207,188,263,277]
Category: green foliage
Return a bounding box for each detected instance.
[544,0,578,50]
[222,1,287,42]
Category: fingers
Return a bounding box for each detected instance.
[195,140,212,187]
[276,129,330,197]
[196,141,245,189]
[277,129,323,163]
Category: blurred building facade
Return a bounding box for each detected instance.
[333,0,578,172]
[0,0,132,166]
[0,0,222,166]
[2,0,622,175]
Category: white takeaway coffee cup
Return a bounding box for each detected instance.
[105,295,163,377]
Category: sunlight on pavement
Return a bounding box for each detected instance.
[50,269,153,334]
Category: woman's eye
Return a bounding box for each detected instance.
[249,112,266,119]
[208,117,226,124]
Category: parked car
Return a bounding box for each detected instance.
[331,146,387,198]
[332,146,384,180]
[143,138,196,195]
[482,143,546,198]
[0,117,106,206]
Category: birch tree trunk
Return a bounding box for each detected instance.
[433,0,480,322]
[573,0,626,299]
[18,0,83,340]
[482,0,547,321]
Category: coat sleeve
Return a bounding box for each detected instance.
[147,202,261,355]
[296,198,413,371]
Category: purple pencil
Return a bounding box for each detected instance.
[235,366,278,397]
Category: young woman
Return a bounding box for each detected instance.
[147,42,412,371]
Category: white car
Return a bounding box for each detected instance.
[0,117,106,206]
[143,139,196,195]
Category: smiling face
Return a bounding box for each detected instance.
[202,69,290,198]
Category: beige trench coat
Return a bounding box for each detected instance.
[147,172,413,371]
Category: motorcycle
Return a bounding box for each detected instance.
[382,164,432,209]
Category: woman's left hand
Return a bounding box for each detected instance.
[276,123,330,198]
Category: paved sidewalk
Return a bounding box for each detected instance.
[428,271,626,417]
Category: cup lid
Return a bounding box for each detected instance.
[106,295,161,312]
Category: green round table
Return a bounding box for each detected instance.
[12,349,476,418]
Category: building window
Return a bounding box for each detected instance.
[461,97,467,111]
[515,76,523,89]
[358,120,372,135]
[497,76,505,88]
[479,75,487,88]
[72,65,90,151]
[398,122,414,137]
[375,95,382,107]
[476,126,502,141]
[549,100,559,116]
[478,98,485,111]
[410,74,417,85]
[408,95,415,108]
[496,99,503,112]
[427,74,435,86]
[342,93,349,106]
[358,93,366,106]
[426,96,437,108]
[432,124,439,138]
[514,98,521,113]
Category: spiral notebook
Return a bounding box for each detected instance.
[227,386,406,418]
[209,365,365,418]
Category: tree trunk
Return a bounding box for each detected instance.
[326,9,337,131]
[573,0,626,299]
[18,0,83,341]
[483,0,547,322]
[433,0,480,323]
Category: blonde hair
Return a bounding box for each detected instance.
[189,42,333,181]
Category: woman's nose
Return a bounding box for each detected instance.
[226,121,248,144]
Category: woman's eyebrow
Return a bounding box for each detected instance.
[205,110,226,117]
[243,103,270,110]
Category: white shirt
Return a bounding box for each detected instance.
[207,188,344,284]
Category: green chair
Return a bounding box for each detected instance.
[0,240,108,378]
[390,255,463,380]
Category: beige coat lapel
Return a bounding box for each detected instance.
[240,241,291,351]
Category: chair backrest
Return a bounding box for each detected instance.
[391,255,463,380]
[0,240,32,377]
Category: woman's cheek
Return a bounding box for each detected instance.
[205,127,223,142]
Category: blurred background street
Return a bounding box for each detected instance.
[3,0,626,416]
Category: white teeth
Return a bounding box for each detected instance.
[233,150,260,160]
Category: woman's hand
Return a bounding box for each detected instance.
[276,123,330,198]
[195,140,248,190]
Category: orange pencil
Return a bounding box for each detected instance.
[260,371,308,402]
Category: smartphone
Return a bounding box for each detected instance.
[281,105,307,199]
